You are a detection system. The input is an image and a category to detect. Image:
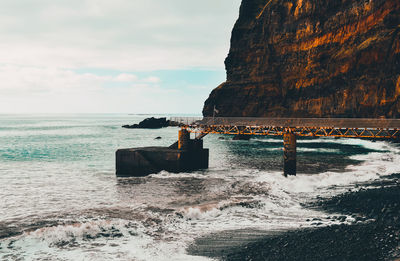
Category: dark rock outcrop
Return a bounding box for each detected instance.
[123,117,173,129]
[203,0,400,118]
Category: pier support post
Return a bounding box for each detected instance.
[178,128,190,150]
[283,132,296,176]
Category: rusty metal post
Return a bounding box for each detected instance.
[283,131,296,176]
[178,128,190,150]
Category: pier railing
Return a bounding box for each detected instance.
[169,117,400,139]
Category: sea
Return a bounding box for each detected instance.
[0,114,399,261]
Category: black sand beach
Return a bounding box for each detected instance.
[189,174,400,261]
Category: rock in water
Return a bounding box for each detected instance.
[203,0,400,118]
[122,117,169,129]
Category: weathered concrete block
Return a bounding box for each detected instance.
[116,146,209,177]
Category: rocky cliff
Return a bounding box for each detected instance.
[203,0,400,118]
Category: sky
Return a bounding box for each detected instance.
[0,0,241,114]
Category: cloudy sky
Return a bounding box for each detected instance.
[0,0,241,114]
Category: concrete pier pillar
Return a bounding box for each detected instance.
[178,129,190,150]
[283,132,296,176]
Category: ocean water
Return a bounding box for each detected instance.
[0,114,399,260]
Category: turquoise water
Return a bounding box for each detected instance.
[0,114,399,260]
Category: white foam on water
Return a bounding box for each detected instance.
[0,219,214,261]
[134,140,398,259]
[2,136,399,261]
[154,166,349,238]
[298,137,399,152]
[255,139,400,196]
[142,139,399,237]
[252,147,341,152]
[149,171,209,179]
[248,138,282,143]
[298,148,341,153]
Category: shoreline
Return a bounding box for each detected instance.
[188,173,400,260]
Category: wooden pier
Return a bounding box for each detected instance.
[170,117,400,176]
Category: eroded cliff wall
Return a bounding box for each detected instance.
[203,0,400,117]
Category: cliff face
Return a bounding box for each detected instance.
[203,0,400,118]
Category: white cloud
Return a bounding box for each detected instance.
[115,73,138,82]
[0,0,241,71]
[142,76,161,83]
[0,66,144,94]
[0,66,86,94]
[0,65,188,113]
[0,0,241,113]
